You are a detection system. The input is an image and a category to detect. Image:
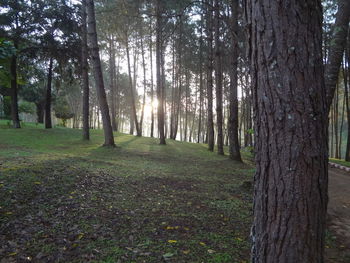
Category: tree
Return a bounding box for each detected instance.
[206,0,215,151]
[86,0,115,146]
[325,0,350,110]
[246,0,328,261]
[228,0,242,162]
[81,0,90,140]
[156,0,166,145]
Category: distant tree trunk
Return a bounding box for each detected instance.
[109,38,117,132]
[36,102,44,123]
[247,0,328,262]
[10,52,20,128]
[198,15,204,143]
[149,18,155,138]
[228,0,242,162]
[184,70,189,142]
[45,57,53,129]
[125,37,141,136]
[344,45,350,161]
[82,0,90,140]
[140,36,147,135]
[115,58,120,131]
[206,0,214,151]
[334,85,339,158]
[214,0,224,155]
[170,37,176,139]
[156,0,166,145]
[86,0,115,146]
[325,0,350,110]
[339,81,345,159]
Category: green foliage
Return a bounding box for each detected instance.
[18,101,35,114]
[53,97,74,127]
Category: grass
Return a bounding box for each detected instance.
[0,120,349,262]
[329,158,350,168]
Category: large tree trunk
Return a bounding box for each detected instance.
[45,57,53,129]
[228,0,242,162]
[214,0,224,155]
[10,53,20,128]
[86,0,115,146]
[206,0,215,151]
[247,0,328,262]
[156,0,166,145]
[325,0,350,110]
[82,0,90,140]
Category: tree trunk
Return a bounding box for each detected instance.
[325,0,350,110]
[45,57,53,129]
[149,18,155,138]
[247,0,328,262]
[206,0,214,151]
[139,35,147,135]
[36,102,44,123]
[228,0,242,162]
[198,15,204,144]
[109,38,117,132]
[82,0,90,140]
[344,44,350,161]
[10,53,20,128]
[86,0,115,146]
[156,0,166,145]
[214,0,224,155]
[125,37,141,136]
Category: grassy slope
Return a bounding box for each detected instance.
[329,158,350,168]
[0,121,348,262]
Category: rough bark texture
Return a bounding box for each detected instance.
[156,0,166,145]
[82,0,90,140]
[86,0,115,146]
[10,53,20,128]
[246,0,328,262]
[325,0,350,110]
[45,57,53,129]
[228,0,242,162]
[206,0,215,151]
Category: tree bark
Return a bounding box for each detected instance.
[82,0,90,140]
[149,18,155,138]
[156,0,166,145]
[325,0,350,110]
[10,52,20,128]
[214,0,224,155]
[86,0,115,146]
[228,0,242,162]
[246,0,328,262]
[45,57,53,129]
[206,0,215,151]
[109,38,117,132]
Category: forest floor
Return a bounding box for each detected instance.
[0,121,349,263]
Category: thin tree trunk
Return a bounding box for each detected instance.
[149,18,155,138]
[156,0,166,145]
[109,38,117,132]
[206,0,214,151]
[10,52,20,128]
[82,0,90,140]
[198,15,204,143]
[125,37,141,136]
[247,0,328,262]
[140,36,147,135]
[86,0,115,146]
[45,57,53,129]
[214,0,224,155]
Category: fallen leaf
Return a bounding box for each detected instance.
[207,249,215,254]
[168,240,177,243]
[182,250,190,254]
[199,242,206,246]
